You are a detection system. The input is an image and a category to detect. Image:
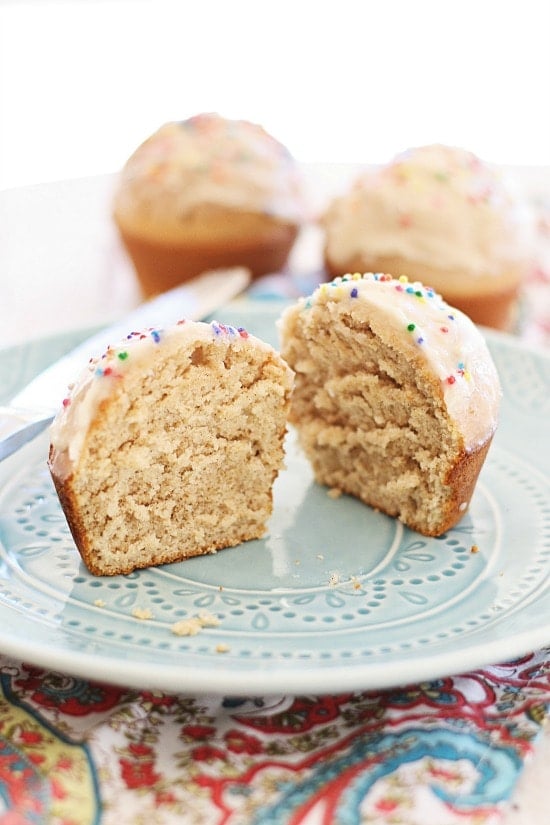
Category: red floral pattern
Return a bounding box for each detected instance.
[0,650,549,824]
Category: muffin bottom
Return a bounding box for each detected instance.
[117,213,299,297]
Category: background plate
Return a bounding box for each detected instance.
[0,301,548,695]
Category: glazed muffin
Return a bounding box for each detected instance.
[323,145,533,330]
[49,319,293,576]
[279,272,501,537]
[113,113,306,296]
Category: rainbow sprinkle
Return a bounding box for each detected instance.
[300,272,475,393]
[211,321,242,337]
[87,320,252,384]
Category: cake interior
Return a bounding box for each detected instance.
[67,337,289,575]
[283,303,467,536]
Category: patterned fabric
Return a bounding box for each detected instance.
[1,649,549,824]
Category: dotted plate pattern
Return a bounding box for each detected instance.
[0,311,548,693]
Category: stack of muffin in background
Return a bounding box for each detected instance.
[112,113,535,332]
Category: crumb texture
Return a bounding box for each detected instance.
[51,331,292,575]
[280,295,493,536]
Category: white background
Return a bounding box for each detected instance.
[1,0,549,190]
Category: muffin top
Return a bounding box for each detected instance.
[113,113,306,226]
[49,319,292,479]
[279,272,501,451]
[323,144,532,279]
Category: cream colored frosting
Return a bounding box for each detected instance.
[114,113,306,225]
[49,319,286,480]
[280,272,501,450]
[324,145,531,280]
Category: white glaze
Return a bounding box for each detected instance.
[114,114,306,224]
[324,145,532,279]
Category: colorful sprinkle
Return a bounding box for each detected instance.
[62,398,71,408]
[350,287,358,298]
[151,330,161,343]
[446,375,456,385]
[407,323,416,332]
[118,351,128,360]
[440,326,449,333]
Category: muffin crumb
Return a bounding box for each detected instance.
[132,607,154,620]
[171,612,221,637]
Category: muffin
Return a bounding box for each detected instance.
[279,272,501,536]
[323,145,533,330]
[113,113,306,296]
[49,319,293,576]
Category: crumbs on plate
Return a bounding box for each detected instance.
[132,607,154,620]
[171,610,221,637]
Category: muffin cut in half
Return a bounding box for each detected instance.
[279,272,501,536]
[49,320,293,575]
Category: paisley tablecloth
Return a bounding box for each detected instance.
[0,170,549,824]
[0,651,549,824]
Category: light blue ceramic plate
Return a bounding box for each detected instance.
[0,301,548,695]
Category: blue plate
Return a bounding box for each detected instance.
[0,301,548,694]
